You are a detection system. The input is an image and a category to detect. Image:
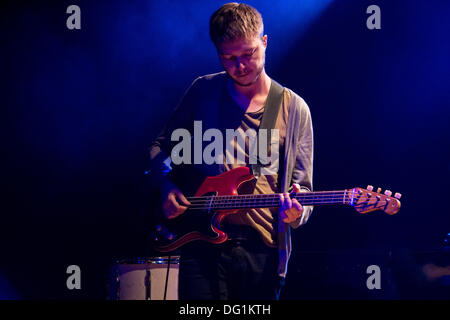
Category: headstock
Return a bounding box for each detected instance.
[347,185,402,215]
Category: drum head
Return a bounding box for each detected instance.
[110,256,180,300]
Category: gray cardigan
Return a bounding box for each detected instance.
[149,72,314,277]
[278,83,314,277]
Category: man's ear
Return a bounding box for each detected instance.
[261,34,268,48]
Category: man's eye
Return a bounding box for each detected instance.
[244,51,256,58]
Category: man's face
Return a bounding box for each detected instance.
[217,35,267,87]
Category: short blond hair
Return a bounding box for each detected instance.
[209,3,264,46]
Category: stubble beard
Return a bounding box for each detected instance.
[232,62,265,87]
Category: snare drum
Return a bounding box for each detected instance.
[110,256,180,300]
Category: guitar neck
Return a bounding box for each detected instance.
[187,190,356,211]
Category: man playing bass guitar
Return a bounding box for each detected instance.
[148,2,313,300]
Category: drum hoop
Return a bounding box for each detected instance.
[115,256,180,265]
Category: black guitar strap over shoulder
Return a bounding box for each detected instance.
[252,79,284,178]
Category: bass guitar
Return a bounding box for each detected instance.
[151,166,401,252]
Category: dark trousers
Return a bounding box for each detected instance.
[178,225,283,300]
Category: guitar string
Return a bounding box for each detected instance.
[185,190,350,201]
[185,192,350,202]
[177,190,392,210]
[185,193,351,205]
[185,200,386,210]
[184,197,360,210]
[185,202,358,210]
[185,197,353,206]
[185,197,353,207]
[185,193,353,203]
[183,194,392,210]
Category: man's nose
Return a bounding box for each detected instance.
[235,57,245,70]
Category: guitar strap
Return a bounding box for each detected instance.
[251,79,284,178]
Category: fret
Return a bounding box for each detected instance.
[202,190,348,210]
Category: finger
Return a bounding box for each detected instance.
[292,199,303,214]
[175,190,191,206]
[279,209,288,222]
[282,209,296,223]
[293,183,301,193]
[279,193,285,211]
[168,205,187,219]
[170,200,189,220]
[282,211,293,223]
[166,193,185,219]
[284,192,292,210]
[162,201,171,217]
[163,193,175,209]
[287,208,300,220]
[163,204,176,219]
[282,201,303,223]
[279,193,291,212]
[173,205,188,219]
[287,209,300,222]
[169,192,189,210]
[167,193,178,210]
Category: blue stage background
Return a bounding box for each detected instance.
[1,0,449,299]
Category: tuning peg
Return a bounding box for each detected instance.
[376,187,382,193]
[394,192,402,199]
[367,185,374,191]
[384,190,392,197]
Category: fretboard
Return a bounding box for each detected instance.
[186,190,355,211]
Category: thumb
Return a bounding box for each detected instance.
[175,189,191,206]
